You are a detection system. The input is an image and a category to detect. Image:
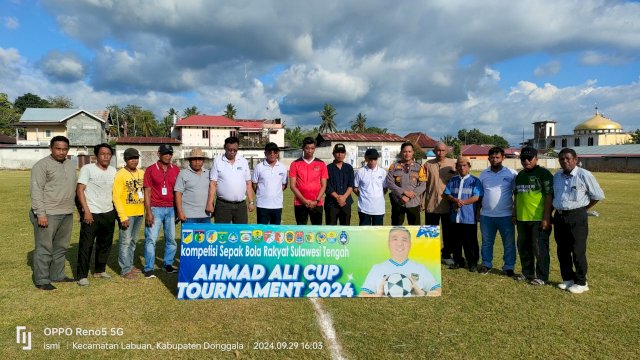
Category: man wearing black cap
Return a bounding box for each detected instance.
[354,148,388,225]
[513,146,553,285]
[325,143,355,225]
[142,144,180,278]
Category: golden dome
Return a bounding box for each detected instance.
[574,111,622,131]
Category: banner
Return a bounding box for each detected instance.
[177,224,442,299]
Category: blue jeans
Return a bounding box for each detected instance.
[144,207,177,272]
[118,215,143,275]
[480,215,516,270]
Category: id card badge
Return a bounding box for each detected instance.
[161,186,168,196]
[137,190,144,200]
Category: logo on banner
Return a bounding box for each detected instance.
[295,231,304,244]
[305,232,315,243]
[16,326,31,350]
[182,230,193,244]
[194,230,205,243]
[317,232,327,243]
[285,231,295,244]
[327,231,337,243]
[417,226,439,238]
[339,231,349,245]
[219,232,229,244]
[206,230,217,244]
[240,231,251,243]
[252,230,263,243]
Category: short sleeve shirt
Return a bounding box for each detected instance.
[77,163,117,214]
[210,155,251,202]
[143,161,180,207]
[252,159,288,209]
[515,166,553,221]
[479,166,517,217]
[361,259,439,295]
[289,158,329,206]
[354,165,387,215]
[444,174,483,224]
[175,167,210,218]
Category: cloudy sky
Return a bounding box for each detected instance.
[1,0,639,144]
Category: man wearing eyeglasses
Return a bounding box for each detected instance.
[513,146,553,286]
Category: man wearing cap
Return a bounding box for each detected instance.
[422,142,457,265]
[75,143,118,286]
[514,146,553,285]
[206,136,255,224]
[113,147,144,279]
[175,148,211,224]
[553,148,604,294]
[478,146,518,277]
[29,136,77,290]
[252,142,288,225]
[444,157,483,271]
[143,144,180,278]
[386,142,427,226]
[354,149,388,225]
[324,143,355,225]
[289,137,328,225]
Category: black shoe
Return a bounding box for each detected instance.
[448,263,461,270]
[52,277,75,283]
[504,269,515,277]
[468,265,478,273]
[36,283,57,291]
[144,271,156,279]
[164,265,177,273]
[479,266,491,275]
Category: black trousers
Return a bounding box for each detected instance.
[325,204,352,225]
[554,208,589,285]
[214,199,248,224]
[425,212,452,260]
[358,212,384,226]
[76,210,116,279]
[516,221,551,281]
[390,197,420,226]
[451,222,478,267]
[256,207,282,225]
[294,205,323,225]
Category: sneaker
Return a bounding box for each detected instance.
[529,278,545,286]
[557,280,575,290]
[468,265,478,273]
[144,271,156,279]
[36,283,57,291]
[163,265,177,273]
[52,277,75,283]
[515,274,528,281]
[77,278,90,286]
[504,269,515,277]
[479,266,491,275]
[448,263,462,270]
[441,258,455,266]
[121,271,138,280]
[93,272,112,279]
[568,283,589,294]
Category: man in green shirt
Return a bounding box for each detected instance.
[513,146,553,285]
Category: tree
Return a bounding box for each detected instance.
[0,93,20,136]
[440,134,460,158]
[365,126,388,134]
[350,112,367,133]
[224,103,237,119]
[284,125,319,148]
[160,108,179,137]
[182,106,200,118]
[46,95,75,108]
[631,129,640,144]
[318,103,337,133]
[13,93,50,113]
[457,128,509,148]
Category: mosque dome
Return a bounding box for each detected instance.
[573,109,623,134]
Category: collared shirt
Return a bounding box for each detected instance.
[386,160,427,208]
[515,166,553,221]
[289,157,329,206]
[354,165,387,215]
[175,167,210,218]
[325,161,355,208]
[553,166,605,210]
[444,174,483,224]
[252,159,288,209]
[210,154,251,202]
[361,259,439,295]
[143,161,180,207]
[30,155,77,216]
[479,166,517,217]
[77,163,117,214]
[423,158,457,213]
[113,167,145,221]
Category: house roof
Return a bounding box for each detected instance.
[317,133,406,142]
[404,132,439,148]
[175,115,265,129]
[461,144,494,156]
[570,144,640,158]
[115,137,181,145]
[19,108,105,124]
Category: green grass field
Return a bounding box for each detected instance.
[1,170,639,359]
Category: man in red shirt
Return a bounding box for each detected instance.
[289,137,328,225]
[143,144,180,278]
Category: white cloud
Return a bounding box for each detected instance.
[39,51,85,82]
[534,60,561,77]
[4,17,19,30]
[580,51,632,66]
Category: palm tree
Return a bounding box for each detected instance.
[224,103,237,119]
[182,106,200,118]
[350,112,367,133]
[319,103,337,133]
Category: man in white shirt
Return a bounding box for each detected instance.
[354,149,387,225]
[206,136,255,224]
[478,146,517,276]
[252,142,288,224]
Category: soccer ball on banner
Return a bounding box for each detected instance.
[383,273,413,297]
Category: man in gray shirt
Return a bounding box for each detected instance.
[29,136,77,290]
[175,148,211,223]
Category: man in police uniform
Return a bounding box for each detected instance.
[386,142,426,226]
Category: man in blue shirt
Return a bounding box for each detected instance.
[553,148,604,294]
[444,157,483,272]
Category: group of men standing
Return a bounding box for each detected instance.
[30,135,604,294]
